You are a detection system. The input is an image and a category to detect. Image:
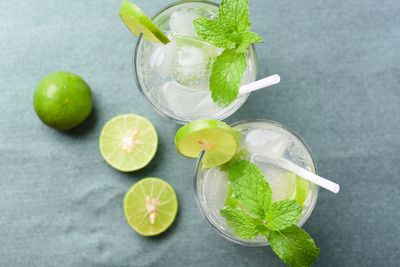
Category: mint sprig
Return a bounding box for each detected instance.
[221,207,265,239]
[209,49,247,106]
[265,200,303,231]
[228,159,272,218]
[268,225,320,267]
[193,0,263,107]
[221,160,319,267]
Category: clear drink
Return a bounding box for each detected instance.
[194,120,319,246]
[134,1,257,124]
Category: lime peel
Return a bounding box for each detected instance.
[119,0,170,44]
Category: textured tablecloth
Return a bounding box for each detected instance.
[1,0,399,266]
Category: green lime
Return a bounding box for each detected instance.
[175,120,240,168]
[99,114,158,172]
[294,174,310,206]
[33,71,92,130]
[220,148,249,171]
[277,172,310,206]
[123,177,178,236]
[119,0,170,44]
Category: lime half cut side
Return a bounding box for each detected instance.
[99,114,158,172]
[119,0,170,44]
[175,120,240,168]
[123,178,178,236]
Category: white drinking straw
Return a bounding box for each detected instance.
[239,74,281,95]
[236,74,339,193]
[274,158,340,193]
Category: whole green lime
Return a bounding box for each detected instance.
[33,71,93,130]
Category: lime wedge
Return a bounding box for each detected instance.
[175,120,240,168]
[119,0,170,44]
[173,35,220,57]
[278,172,310,206]
[294,175,310,206]
[123,177,178,236]
[99,114,158,172]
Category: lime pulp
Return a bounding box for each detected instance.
[99,114,158,172]
[123,177,178,236]
[175,120,240,168]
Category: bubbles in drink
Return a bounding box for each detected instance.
[172,44,210,88]
[171,36,221,89]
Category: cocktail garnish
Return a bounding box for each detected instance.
[193,0,263,106]
[221,160,320,267]
[119,0,170,44]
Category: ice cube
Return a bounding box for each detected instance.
[171,36,221,89]
[250,154,296,202]
[162,81,210,116]
[203,167,229,211]
[169,10,199,36]
[245,129,289,159]
[192,93,221,116]
[173,45,209,86]
[149,42,173,79]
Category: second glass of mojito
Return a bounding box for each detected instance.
[194,120,319,246]
[134,0,257,124]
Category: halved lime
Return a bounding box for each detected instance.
[175,120,240,168]
[123,177,178,236]
[119,0,170,44]
[99,114,157,172]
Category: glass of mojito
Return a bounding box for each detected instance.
[133,0,258,124]
[194,120,319,246]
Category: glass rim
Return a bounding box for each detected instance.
[132,0,256,125]
[193,119,319,246]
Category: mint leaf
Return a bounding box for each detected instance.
[209,49,246,106]
[192,0,263,106]
[220,148,249,171]
[268,225,320,267]
[228,160,272,218]
[193,17,236,49]
[224,184,239,209]
[219,0,251,33]
[220,207,265,239]
[265,200,302,231]
[236,31,263,53]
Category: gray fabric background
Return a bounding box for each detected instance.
[1,0,399,266]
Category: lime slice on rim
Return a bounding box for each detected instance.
[123,177,178,236]
[175,120,240,168]
[99,114,158,172]
[119,0,170,44]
